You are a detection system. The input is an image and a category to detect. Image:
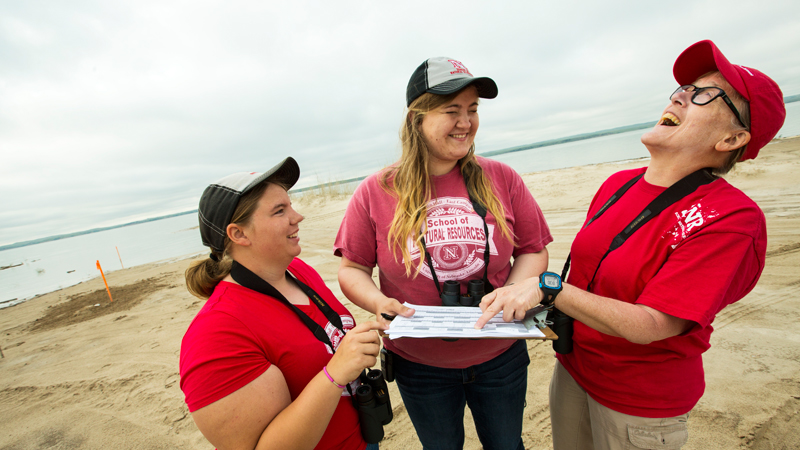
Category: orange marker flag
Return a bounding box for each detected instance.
[96,260,113,302]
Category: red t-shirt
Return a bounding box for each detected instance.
[179,258,366,450]
[334,157,552,368]
[558,167,767,417]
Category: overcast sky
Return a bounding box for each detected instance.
[1,0,799,246]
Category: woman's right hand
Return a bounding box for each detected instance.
[338,257,415,326]
[376,296,415,327]
[325,321,386,385]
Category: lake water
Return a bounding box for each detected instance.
[1,101,797,307]
[0,213,206,308]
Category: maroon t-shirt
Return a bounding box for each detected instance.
[334,157,552,368]
[179,258,366,450]
[559,167,767,417]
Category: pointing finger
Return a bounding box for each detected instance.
[474,302,502,329]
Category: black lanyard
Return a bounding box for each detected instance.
[421,173,493,295]
[230,261,363,403]
[229,260,345,352]
[562,168,717,289]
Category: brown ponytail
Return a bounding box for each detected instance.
[185,256,233,299]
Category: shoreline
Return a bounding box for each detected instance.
[1,136,799,449]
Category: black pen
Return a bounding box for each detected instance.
[381,313,396,321]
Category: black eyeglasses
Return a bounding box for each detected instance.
[670,84,746,129]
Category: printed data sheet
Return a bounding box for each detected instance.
[385,303,547,340]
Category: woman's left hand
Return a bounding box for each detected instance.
[474,277,542,329]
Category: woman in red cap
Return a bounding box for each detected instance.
[180,157,386,450]
[335,57,552,449]
[475,40,786,449]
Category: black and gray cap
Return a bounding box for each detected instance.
[198,157,300,253]
[406,56,498,106]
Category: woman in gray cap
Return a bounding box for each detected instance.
[180,157,385,450]
[335,57,552,449]
[475,40,786,449]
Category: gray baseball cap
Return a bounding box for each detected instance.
[406,56,498,106]
[198,157,300,253]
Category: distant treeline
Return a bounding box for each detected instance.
[4,96,798,252]
[291,121,662,193]
[481,121,658,157]
[0,210,197,252]
[483,94,799,158]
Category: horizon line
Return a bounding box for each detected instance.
[3,96,799,252]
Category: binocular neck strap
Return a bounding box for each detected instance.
[561,168,716,288]
[421,239,443,296]
[471,199,492,289]
[229,261,361,401]
[230,260,344,352]
[420,172,492,296]
[561,172,644,280]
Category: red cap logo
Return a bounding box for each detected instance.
[448,60,472,76]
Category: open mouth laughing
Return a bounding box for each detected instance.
[659,112,681,127]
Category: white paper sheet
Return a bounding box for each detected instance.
[385,303,546,339]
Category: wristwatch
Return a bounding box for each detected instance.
[539,272,562,307]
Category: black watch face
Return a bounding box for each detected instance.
[542,273,561,289]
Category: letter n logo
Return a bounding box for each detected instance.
[448,60,472,76]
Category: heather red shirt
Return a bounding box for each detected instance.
[179,258,366,450]
[558,167,767,417]
[334,157,552,368]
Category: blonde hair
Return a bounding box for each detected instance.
[380,90,513,277]
[185,181,276,298]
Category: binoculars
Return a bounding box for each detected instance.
[440,279,485,307]
[547,307,574,354]
[355,369,393,443]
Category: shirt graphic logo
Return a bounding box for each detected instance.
[664,202,719,249]
[407,196,496,281]
[325,315,355,355]
[448,60,472,76]
[325,315,357,396]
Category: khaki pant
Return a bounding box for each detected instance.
[549,360,689,450]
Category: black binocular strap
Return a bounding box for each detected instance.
[472,200,493,292]
[421,176,492,296]
[562,168,716,289]
[229,260,361,400]
[230,260,345,352]
[560,173,644,279]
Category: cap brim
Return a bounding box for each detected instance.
[427,77,498,100]
[673,40,747,101]
[243,156,301,194]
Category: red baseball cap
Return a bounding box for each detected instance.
[673,40,786,161]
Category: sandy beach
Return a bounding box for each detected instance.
[1,136,799,450]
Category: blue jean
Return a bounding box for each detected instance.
[365,444,379,450]
[393,340,529,450]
